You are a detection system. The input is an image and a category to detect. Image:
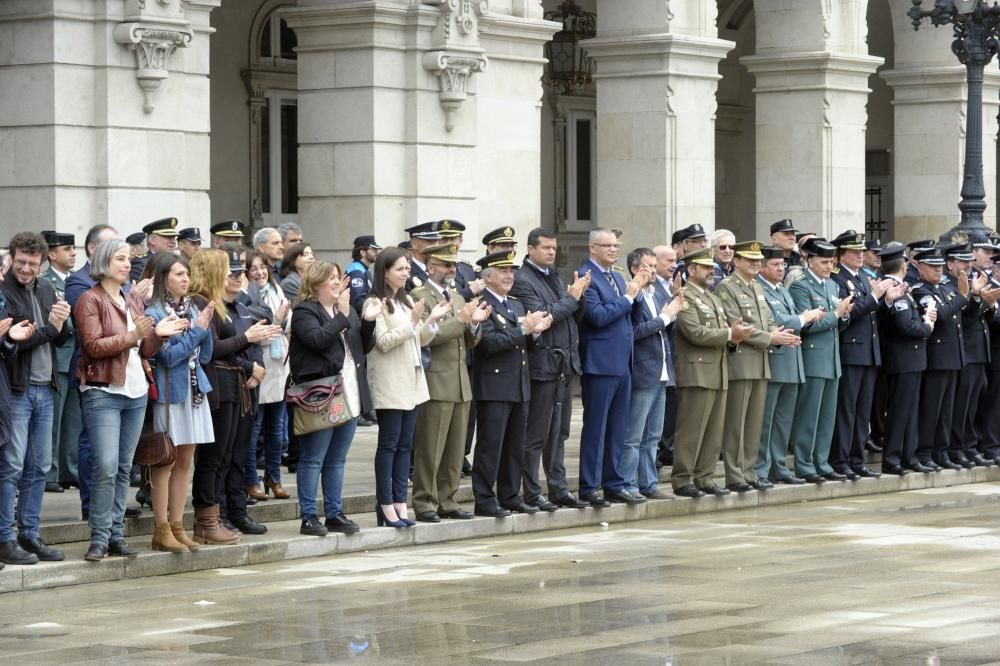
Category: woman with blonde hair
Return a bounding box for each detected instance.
[289,261,375,535]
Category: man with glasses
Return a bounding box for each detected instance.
[577,228,648,506]
[710,230,736,289]
[0,232,71,564]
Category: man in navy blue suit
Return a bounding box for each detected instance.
[577,228,649,506]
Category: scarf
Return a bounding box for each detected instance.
[166,295,204,407]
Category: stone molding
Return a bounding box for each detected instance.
[881,66,1000,105]
[741,52,884,94]
[114,0,195,113]
[583,33,734,80]
[421,0,489,132]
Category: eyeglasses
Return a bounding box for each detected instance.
[228,271,244,279]
[13,259,41,270]
[717,245,733,250]
[591,242,621,249]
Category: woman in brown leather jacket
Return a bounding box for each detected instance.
[75,239,184,562]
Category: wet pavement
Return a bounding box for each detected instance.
[6,483,1000,663]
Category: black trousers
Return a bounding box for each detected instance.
[869,370,887,444]
[657,386,677,463]
[473,400,526,511]
[221,408,255,521]
[916,369,958,464]
[976,365,1000,459]
[830,364,877,471]
[193,400,239,509]
[950,362,987,457]
[522,376,572,503]
[882,372,921,468]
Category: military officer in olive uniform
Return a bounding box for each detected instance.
[789,239,854,483]
[435,220,485,301]
[403,221,446,291]
[876,243,933,475]
[410,244,486,522]
[754,247,824,484]
[911,246,969,471]
[829,230,889,480]
[129,217,179,283]
[671,248,754,498]
[471,250,552,517]
[716,241,801,492]
[40,231,78,491]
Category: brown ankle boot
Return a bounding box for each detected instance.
[193,505,241,545]
[152,522,188,553]
[170,521,200,551]
[264,474,290,499]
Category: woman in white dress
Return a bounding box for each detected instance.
[144,253,217,552]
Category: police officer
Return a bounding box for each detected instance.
[403,221,448,290]
[829,230,888,480]
[346,235,381,314]
[904,239,935,285]
[864,238,887,453]
[126,232,146,259]
[177,227,203,261]
[210,219,246,249]
[769,219,801,271]
[973,235,1000,464]
[911,246,969,471]
[471,250,551,517]
[130,217,179,283]
[789,239,854,483]
[670,224,709,286]
[876,242,933,475]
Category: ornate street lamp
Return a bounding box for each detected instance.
[543,0,597,95]
[908,0,1000,240]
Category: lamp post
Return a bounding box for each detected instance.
[542,0,597,96]
[908,0,1000,240]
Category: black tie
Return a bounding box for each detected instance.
[442,289,451,302]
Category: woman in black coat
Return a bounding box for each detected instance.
[289,260,375,536]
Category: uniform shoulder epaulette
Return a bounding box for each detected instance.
[911,282,924,290]
[612,265,625,273]
[508,295,519,300]
[830,267,840,275]
[790,270,806,282]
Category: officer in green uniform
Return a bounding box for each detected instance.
[716,241,801,492]
[788,239,854,483]
[40,232,78,491]
[671,248,754,498]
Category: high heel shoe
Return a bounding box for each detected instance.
[375,504,408,529]
[135,483,152,509]
[246,484,269,501]
[393,503,416,527]
[263,474,290,499]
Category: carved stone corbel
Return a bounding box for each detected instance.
[113,22,193,113]
[422,0,490,132]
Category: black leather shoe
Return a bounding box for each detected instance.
[504,502,539,514]
[673,484,705,498]
[533,496,559,512]
[700,484,731,496]
[726,481,753,493]
[881,465,910,476]
[803,474,826,484]
[936,459,962,471]
[474,506,512,518]
[326,513,360,534]
[822,471,847,481]
[748,479,773,490]
[776,476,807,485]
[461,458,473,477]
[300,516,328,536]
[852,466,881,478]
[970,454,994,467]
[221,518,241,534]
[416,511,441,523]
[44,481,64,493]
[553,494,589,509]
[231,515,267,535]
[580,492,611,508]
[640,489,675,499]
[107,540,138,558]
[605,489,646,504]
[84,542,106,562]
[950,454,976,469]
[907,462,935,473]
[17,537,64,562]
[0,540,38,565]
[865,438,884,453]
[841,470,861,481]
[125,507,141,518]
[129,467,142,487]
[993,456,1000,466]
[439,508,474,520]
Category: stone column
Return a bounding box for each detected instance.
[741,0,882,240]
[585,0,733,251]
[881,0,999,241]
[0,0,218,243]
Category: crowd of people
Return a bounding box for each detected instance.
[0,214,997,567]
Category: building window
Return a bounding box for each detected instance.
[565,109,596,229]
[256,10,298,66]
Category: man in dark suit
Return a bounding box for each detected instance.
[622,248,681,500]
[577,228,646,506]
[652,245,679,467]
[129,217,179,283]
[829,230,888,480]
[471,250,551,517]
[511,228,591,511]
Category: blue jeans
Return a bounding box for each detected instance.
[83,390,147,547]
[375,408,417,504]
[246,401,285,486]
[620,383,667,495]
[3,385,55,541]
[297,418,358,519]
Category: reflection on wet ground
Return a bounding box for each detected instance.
[5,484,1000,664]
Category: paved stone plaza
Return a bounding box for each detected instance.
[4,484,1000,664]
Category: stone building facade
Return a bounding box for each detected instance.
[0,0,995,272]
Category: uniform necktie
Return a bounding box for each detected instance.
[442,289,451,302]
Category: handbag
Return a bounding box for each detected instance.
[134,365,176,467]
[287,374,354,435]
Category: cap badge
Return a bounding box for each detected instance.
[503,227,513,238]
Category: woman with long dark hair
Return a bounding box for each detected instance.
[278,242,315,303]
[144,253,216,552]
[289,261,376,535]
[364,247,451,527]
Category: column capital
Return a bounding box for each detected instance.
[584,33,734,80]
[881,66,1000,98]
[741,52,883,94]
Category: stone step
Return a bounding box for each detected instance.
[7,464,997,595]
